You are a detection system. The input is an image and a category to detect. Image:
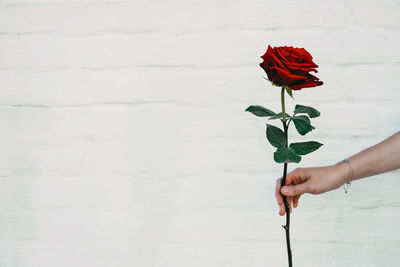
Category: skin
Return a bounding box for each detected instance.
[275,131,400,216]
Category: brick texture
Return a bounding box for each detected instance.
[0,1,399,266]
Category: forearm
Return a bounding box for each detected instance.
[348,131,400,181]
[277,131,400,207]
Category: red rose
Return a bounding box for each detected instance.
[260,45,323,90]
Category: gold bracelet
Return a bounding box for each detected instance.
[337,158,353,194]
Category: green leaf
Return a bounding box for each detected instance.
[289,141,323,155]
[271,82,281,87]
[292,115,315,135]
[284,85,294,99]
[266,124,286,148]
[294,104,320,118]
[268,112,291,120]
[245,105,276,117]
[273,147,301,163]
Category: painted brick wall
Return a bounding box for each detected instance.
[0,1,399,266]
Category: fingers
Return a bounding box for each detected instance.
[293,195,300,208]
[288,197,293,214]
[275,178,285,215]
[276,168,310,215]
[278,197,293,216]
[276,178,295,216]
[275,178,283,205]
[279,203,285,216]
[281,183,309,197]
[284,167,308,187]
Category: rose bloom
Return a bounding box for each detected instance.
[260,45,323,90]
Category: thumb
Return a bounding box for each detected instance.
[281,183,308,197]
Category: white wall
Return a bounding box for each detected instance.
[0,0,399,266]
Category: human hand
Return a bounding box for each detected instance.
[275,164,349,216]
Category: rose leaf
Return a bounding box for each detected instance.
[245,105,276,117]
[273,147,302,164]
[289,141,323,155]
[294,104,321,118]
[291,115,315,135]
[266,124,286,148]
[268,112,291,120]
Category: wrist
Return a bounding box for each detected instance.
[333,161,352,187]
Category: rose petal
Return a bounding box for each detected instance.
[270,66,307,85]
[296,48,313,62]
[260,45,323,89]
[307,73,320,81]
[290,80,323,90]
[284,61,318,68]
[260,46,276,78]
[269,50,289,71]
[275,47,289,62]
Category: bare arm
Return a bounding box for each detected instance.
[275,131,400,216]
[349,131,400,181]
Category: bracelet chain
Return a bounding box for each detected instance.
[337,158,353,194]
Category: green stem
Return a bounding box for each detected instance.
[281,87,286,122]
[281,87,293,267]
